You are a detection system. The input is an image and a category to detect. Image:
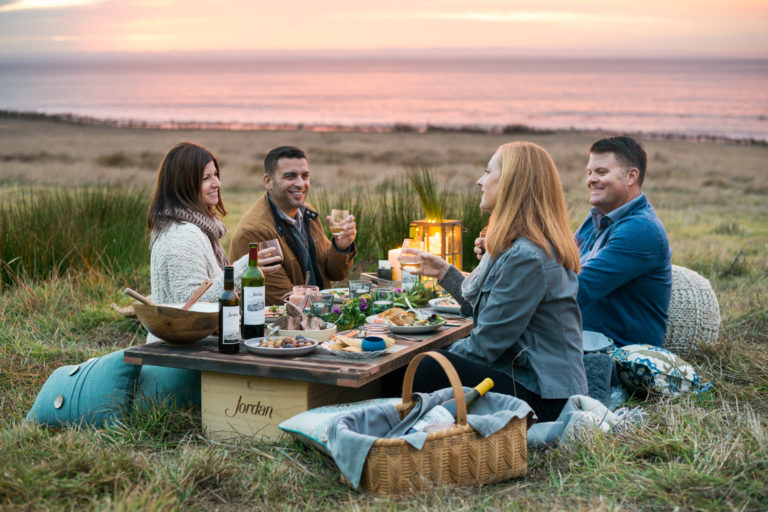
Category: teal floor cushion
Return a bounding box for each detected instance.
[26,349,141,428]
[135,365,201,407]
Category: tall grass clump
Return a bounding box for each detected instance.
[0,186,150,288]
[407,166,445,221]
[312,179,418,271]
[313,176,487,272]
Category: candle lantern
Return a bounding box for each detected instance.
[409,219,463,270]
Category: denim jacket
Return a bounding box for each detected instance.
[441,237,587,399]
[575,194,671,347]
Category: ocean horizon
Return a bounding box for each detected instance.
[2,53,767,141]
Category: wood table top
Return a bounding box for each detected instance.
[124,318,473,388]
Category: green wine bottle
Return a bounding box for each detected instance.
[241,243,266,339]
[441,377,494,417]
[218,265,240,354]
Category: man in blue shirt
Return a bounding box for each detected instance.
[575,136,672,347]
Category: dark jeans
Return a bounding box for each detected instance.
[410,349,567,422]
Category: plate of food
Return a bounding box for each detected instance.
[243,335,318,357]
[320,287,349,303]
[316,332,396,359]
[265,304,285,323]
[366,307,446,334]
[429,297,461,314]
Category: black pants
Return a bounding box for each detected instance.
[410,349,567,422]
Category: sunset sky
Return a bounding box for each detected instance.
[1,0,767,58]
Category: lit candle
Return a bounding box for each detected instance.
[429,232,442,256]
[388,248,402,281]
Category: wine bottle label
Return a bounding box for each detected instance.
[243,286,265,325]
[402,270,417,291]
[221,306,240,341]
[409,405,455,433]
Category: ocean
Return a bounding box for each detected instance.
[1,55,766,141]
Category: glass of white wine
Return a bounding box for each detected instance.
[257,239,283,264]
[329,209,349,236]
[398,239,425,272]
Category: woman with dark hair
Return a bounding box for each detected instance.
[403,141,587,421]
[147,142,280,342]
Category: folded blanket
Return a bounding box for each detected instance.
[527,395,646,449]
[583,352,614,406]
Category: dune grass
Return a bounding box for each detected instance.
[1,134,767,509]
[0,186,150,289]
[311,178,488,273]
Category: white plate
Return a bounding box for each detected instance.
[428,297,461,314]
[365,314,445,334]
[243,337,318,357]
[321,287,349,303]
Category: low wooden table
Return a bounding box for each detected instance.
[124,319,472,441]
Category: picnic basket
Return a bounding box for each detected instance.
[348,351,529,495]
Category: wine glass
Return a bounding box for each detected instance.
[398,239,424,272]
[257,239,283,263]
[329,209,349,236]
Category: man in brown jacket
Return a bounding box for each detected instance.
[229,146,356,305]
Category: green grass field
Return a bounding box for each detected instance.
[1,148,767,510]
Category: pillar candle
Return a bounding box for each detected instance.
[388,248,402,281]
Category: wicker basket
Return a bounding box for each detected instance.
[347,351,529,496]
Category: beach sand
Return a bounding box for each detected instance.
[2,115,767,237]
[2,115,764,191]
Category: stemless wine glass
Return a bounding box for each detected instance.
[348,280,371,300]
[329,209,349,236]
[257,239,283,263]
[398,239,425,272]
[372,287,395,314]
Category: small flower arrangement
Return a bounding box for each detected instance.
[320,294,372,330]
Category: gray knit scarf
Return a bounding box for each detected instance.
[460,251,492,306]
[151,208,229,268]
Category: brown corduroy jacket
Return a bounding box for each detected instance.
[229,193,355,305]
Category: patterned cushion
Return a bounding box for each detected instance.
[610,344,713,395]
[278,397,402,455]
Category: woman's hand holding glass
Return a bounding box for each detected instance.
[327,210,357,251]
[474,237,486,260]
[399,247,451,280]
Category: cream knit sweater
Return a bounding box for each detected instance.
[148,221,247,343]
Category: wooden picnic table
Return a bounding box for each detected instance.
[124,317,473,441]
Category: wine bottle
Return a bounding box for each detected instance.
[218,265,240,354]
[408,378,494,433]
[241,243,266,339]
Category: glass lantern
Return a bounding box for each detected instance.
[409,219,463,270]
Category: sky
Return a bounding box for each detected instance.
[1,0,767,58]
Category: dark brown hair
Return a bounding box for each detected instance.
[590,136,647,187]
[147,142,226,231]
[264,145,307,177]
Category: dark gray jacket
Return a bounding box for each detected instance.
[440,237,587,399]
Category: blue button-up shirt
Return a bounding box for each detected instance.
[575,193,672,347]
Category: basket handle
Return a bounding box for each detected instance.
[401,351,468,425]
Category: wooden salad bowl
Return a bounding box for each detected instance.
[133,302,218,345]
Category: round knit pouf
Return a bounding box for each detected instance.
[662,265,720,354]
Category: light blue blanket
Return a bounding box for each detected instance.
[527,394,646,449]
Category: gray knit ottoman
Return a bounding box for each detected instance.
[663,265,720,354]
